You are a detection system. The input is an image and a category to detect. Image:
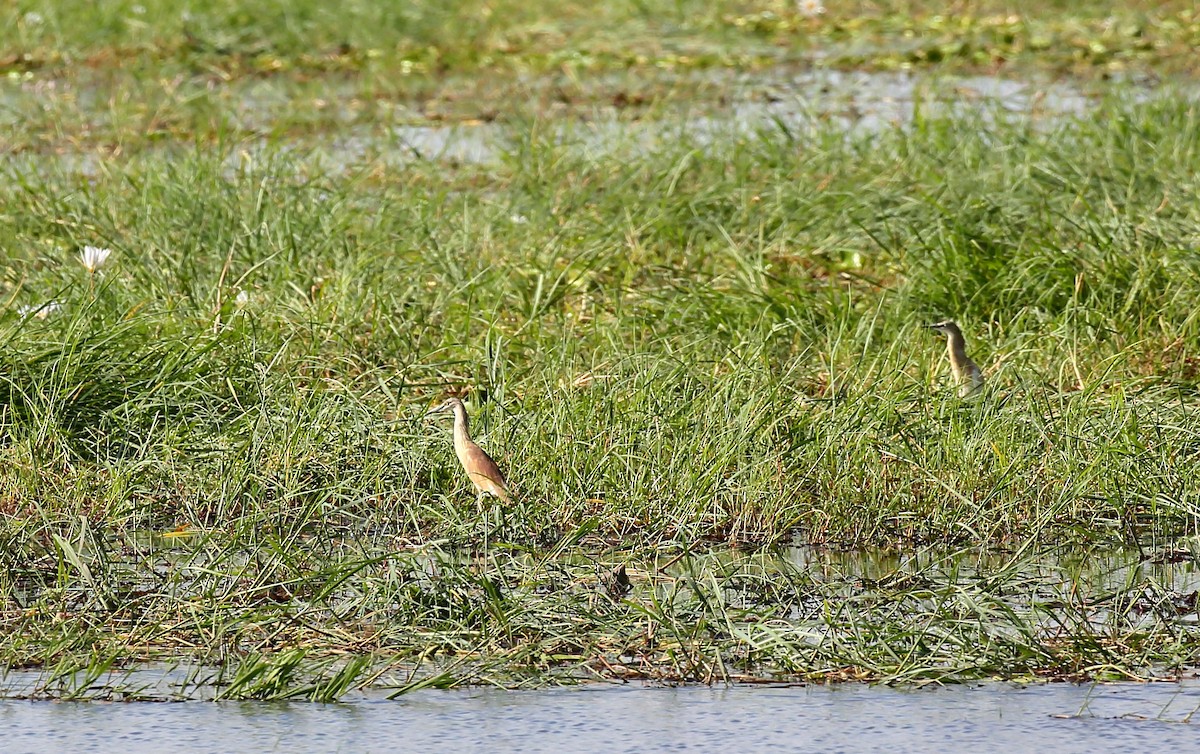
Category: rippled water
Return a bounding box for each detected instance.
[4,682,1200,754]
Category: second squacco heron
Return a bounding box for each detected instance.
[426,397,511,505]
[928,320,984,397]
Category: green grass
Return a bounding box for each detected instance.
[4,0,1200,697]
[4,95,1200,548]
[4,0,1197,78]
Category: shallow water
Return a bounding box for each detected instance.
[314,68,1101,169]
[4,66,1125,178]
[4,682,1200,753]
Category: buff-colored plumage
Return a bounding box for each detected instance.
[928,320,984,397]
[427,397,510,504]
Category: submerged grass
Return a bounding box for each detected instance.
[5,535,1200,700]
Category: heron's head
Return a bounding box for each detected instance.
[425,397,465,417]
[927,320,962,337]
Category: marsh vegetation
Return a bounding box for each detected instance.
[3,0,1200,699]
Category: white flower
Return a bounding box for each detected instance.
[22,11,44,26]
[235,289,250,306]
[17,301,61,320]
[509,214,529,225]
[132,4,146,14]
[797,0,825,17]
[80,246,112,273]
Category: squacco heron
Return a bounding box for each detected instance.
[928,320,984,397]
[426,397,511,505]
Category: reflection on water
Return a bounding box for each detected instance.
[2,682,1200,754]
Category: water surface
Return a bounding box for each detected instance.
[4,682,1200,754]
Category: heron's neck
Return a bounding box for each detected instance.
[451,406,471,445]
[945,332,968,365]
